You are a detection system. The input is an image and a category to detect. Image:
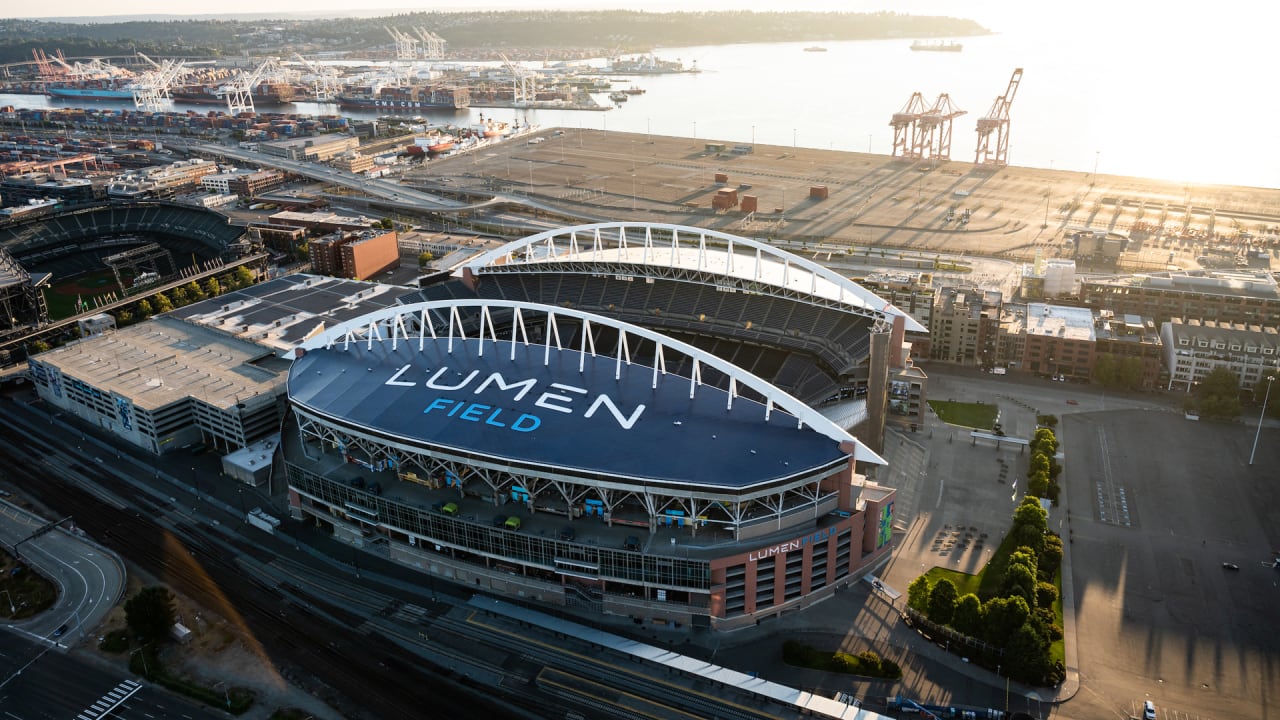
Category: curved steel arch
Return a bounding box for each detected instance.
[462,222,926,333]
[291,298,885,465]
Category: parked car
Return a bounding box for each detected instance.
[503,516,522,531]
[558,525,576,542]
[1143,700,1157,719]
[1222,562,1240,571]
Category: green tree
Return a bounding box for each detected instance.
[137,299,154,318]
[153,293,173,313]
[1035,581,1059,609]
[907,575,932,612]
[418,251,435,267]
[1194,367,1242,419]
[1028,470,1050,498]
[927,578,958,625]
[170,287,190,306]
[1005,622,1049,683]
[1032,428,1058,455]
[203,277,222,297]
[1038,534,1063,581]
[1118,357,1144,390]
[232,266,255,289]
[952,593,984,637]
[184,281,207,302]
[982,595,1030,644]
[1002,563,1037,606]
[124,586,175,644]
[29,339,51,354]
[1093,353,1117,387]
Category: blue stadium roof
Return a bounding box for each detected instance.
[288,337,851,491]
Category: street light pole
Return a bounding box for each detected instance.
[1249,375,1275,465]
[1,589,15,615]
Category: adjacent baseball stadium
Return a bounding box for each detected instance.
[282,222,917,629]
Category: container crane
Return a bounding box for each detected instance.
[413,27,447,60]
[222,59,275,115]
[913,93,966,162]
[386,26,419,61]
[293,53,342,102]
[975,68,1023,167]
[500,53,537,107]
[890,92,926,160]
[130,52,189,112]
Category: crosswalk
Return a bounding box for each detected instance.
[74,679,142,720]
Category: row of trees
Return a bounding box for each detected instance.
[117,266,255,326]
[1026,427,1062,504]
[1091,353,1145,391]
[1185,367,1280,420]
[907,499,1065,686]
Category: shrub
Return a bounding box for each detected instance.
[98,629,130,653]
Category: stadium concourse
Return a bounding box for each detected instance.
[282,222,924,630]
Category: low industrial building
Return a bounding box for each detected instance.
[27,316,287,454]
[258,134,360,163]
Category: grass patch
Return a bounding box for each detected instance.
[922,566,981,598]
[782,640,902,680]
[129,643,255,715]
[99,628,130,653]
[0,555,58,620]
[928,400,998,430]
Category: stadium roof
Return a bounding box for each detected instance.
[461,223,927,333]
[287,300,885,491]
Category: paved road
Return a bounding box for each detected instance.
[0,498,125,645]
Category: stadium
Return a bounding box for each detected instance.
[282,222,920,629]
[0,201,250,363]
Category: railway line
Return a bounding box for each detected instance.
[0,417,539,720]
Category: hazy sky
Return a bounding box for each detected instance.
[8,0,1008,23]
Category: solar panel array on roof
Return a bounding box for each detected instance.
[170,273,406,354]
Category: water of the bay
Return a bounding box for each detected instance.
[3,1,1275,189]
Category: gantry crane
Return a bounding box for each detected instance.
[975,68,1023,167]
[222,58,280,115]
[890,92,927,160]
[913,93,966,162]
[131,52,189,112]
[500,53,537,107]
[386,26,419,61]
[413,27,447,59]
[293,53,342,102]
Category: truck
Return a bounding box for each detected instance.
[246,507,281,534]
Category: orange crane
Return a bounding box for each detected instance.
[913,93,966,162]
[975,68,1023,167]
[890,92,927,160]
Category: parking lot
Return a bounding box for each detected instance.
[1063,409,1279,720]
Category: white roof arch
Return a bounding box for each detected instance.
[461,222,926,333]
[289,298,886,465]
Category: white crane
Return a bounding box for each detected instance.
[130,52,189,112]
[293,53,342,102]
[386,26,419,61]
[499,53,537,107]
[222,58,277,115]
[413,26,447,59]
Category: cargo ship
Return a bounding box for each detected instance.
[602,54,697,75]
[46,82,136,101]
[338,84,470,111]
[172,82,296,106]
[910,40,963,52]
[473,114,510,138]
